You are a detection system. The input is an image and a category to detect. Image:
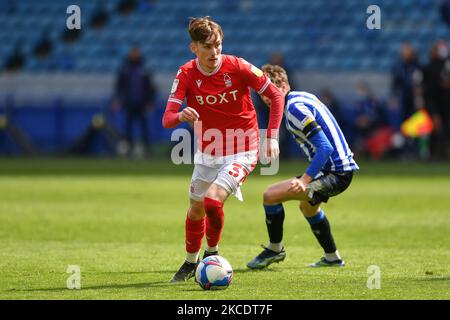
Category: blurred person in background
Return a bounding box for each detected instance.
[90,1,109,29]
[4,43,25,72]
[353,82,390,159]
[442,42,450,157]
[423,40,450,160]
[392,43,423,121]
[319,88,346,136]
[112,46,157,157]
[391,43,425,159]
[440,0,450,26]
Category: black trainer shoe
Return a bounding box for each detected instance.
[309,257,345,267]
[247,245,286,269]
[202,250,218,260]
[170,261,198,283]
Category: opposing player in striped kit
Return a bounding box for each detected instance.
[247,65,359,269]
[162,17,284,282]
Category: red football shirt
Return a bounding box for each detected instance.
[165,55,272,156]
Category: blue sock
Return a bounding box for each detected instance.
[264,203,285,244]
[305,209,325,225]
[305,209,337,254]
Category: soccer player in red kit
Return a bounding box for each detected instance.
[162,17,284,282]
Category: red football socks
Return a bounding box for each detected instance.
[185,216,205,254]
[204,197,225,248]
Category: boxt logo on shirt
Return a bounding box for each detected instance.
[195,90,239,105]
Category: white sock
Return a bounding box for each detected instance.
[325,250,341,262]
[206,246,218,253]
[267,242,283,253]
[186,252,200,264]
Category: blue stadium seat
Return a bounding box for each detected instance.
[0,0,446,74]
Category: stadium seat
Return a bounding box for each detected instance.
[0,0,446,74]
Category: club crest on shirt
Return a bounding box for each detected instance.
[223,73,232,87]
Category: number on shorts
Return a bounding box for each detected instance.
[228,163,248,184]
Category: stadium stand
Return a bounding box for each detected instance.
[0,0,448,156]
[0,0,444,73]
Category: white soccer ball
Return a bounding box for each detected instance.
[195,255,233,290]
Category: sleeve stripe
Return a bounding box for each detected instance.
[303,120,321,136]
[257,78,271,94]
[306,126,322,138]
[168,98,183,105]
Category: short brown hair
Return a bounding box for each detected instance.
[261,64,289,88]
[188,16,223,43]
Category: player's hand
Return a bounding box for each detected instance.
[288,177,307,193]
[178,107,200,123]
[264,137,279,161]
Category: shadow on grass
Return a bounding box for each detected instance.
[181,269,279,292]
[14,268,282,293]
[14,270,191,292]
[19,281,188,292]
[84,270,176,275]
[412,276,450,282]
[233,268,278,274]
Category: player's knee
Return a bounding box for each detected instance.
[188,201,205,220]
[299,202,305,214]
[263,189,278,205]
[204,197,224,216]
[205,183,229,203]
[299,202,318,217]
[203,197,224,229]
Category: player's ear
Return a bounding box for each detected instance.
[190,42,197,55]
[280,82,289,93]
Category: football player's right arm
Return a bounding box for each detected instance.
[286,106,333,193]
[162,103,199,128]
[288,129,333,193]
[162,70,199,128]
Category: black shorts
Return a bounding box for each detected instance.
[297,171,354,206]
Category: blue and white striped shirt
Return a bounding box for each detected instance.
[285,91,359,174]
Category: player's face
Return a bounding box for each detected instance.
[191,33,222,73]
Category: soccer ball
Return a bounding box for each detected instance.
[195,255,233,290]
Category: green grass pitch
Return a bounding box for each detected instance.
[0,158,449,300]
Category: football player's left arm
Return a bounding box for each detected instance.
[239,59,284,159]
[261,83,284,160]
[261,82,284,138]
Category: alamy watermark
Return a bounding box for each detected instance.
[66,5,81,30]
[366,5,381,30]
[66,265,81,289]
[367,265,381,289]
[170,123,279,176]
